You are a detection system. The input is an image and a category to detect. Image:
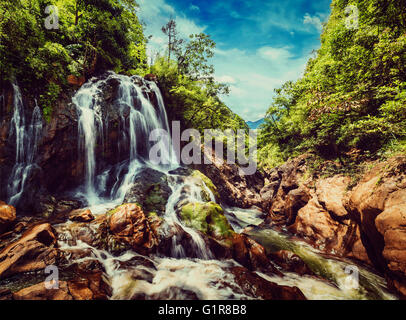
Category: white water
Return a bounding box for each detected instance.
[72,73,177,207]
[7,85,43,206]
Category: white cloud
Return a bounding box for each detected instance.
[303,13,323,33]
[257,46,293,62]
[189,4,200,12]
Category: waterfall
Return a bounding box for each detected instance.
[7,85,43,206]
[72,72,177,205]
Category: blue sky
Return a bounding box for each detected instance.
[137,0,332,121]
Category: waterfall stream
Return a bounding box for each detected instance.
[7,85,43,207]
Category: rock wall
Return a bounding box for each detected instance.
[260,155,406,297]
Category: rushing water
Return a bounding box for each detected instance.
[7,85,43,206]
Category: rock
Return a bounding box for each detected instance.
[0,223,58,279]
[232,234,279,273]
[178,202,234,240]
[191,170,220,202]
[144,74,158,82]
[193,145,264,208]
[269,250,314,276]
[376,205,406,275]
[108,203,159,255]
[347,156,406,278]
[230,266,306,300]
[124,168,172,216]
[0,201,16,234]
[68,272,111,300]
[288,197,355,255]
[13,281,73,300]
[0,288,12,300]
[67,75,85,86]
[69,209,95,223]
[316,176,351,219]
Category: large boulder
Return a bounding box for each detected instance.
[124,168,171,216]
[108,203,159,255]
[178,202,234,240]
[0,223,58,279]
[0,201,16,234]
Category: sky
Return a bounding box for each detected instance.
[136,0,332,121]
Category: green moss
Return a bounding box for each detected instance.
[179,202,234,239]
[191,170,220,201]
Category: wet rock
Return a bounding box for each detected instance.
[69,209,95,223]
[269,250,314,276]
[190,170,220,202]
[124,168,172,216]
[13,281,73,300]
[178,202,234,240]
[0,223,59,279]
[108,203,159,255]
[232,234,274,272]
[68,272,111,300]
[230,266,306,300]
[0,201,16,234]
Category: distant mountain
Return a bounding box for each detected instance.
[246,118,265,130]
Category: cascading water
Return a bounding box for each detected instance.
[72,72,177,206]
[7,85,43,207]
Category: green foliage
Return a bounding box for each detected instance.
[259,0,406,169]
[0,0,147,116]
[151,57,246,133]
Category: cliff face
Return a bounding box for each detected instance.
[260,155,406,297]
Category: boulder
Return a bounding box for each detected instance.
[0,223,58,279]
[232,233,279,273]
[0,201,16,234]
[124,168,171,216]
[178,202,234,240]
[69,208,95,223]
[108,203,159,255]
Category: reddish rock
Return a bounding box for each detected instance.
[0,223,58,279]
[13,281,73,300]
[69,208,95,223]
[67,75,85,86]
[0,201,16,234]
[232,234,280,274]
[108,204,159,254]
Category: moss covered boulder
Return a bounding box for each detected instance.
[178,202,234,240]
[123,168,171,216]
[191,170,220,202]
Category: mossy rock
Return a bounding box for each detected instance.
[178,202,234,240]
[191,170,220,202]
